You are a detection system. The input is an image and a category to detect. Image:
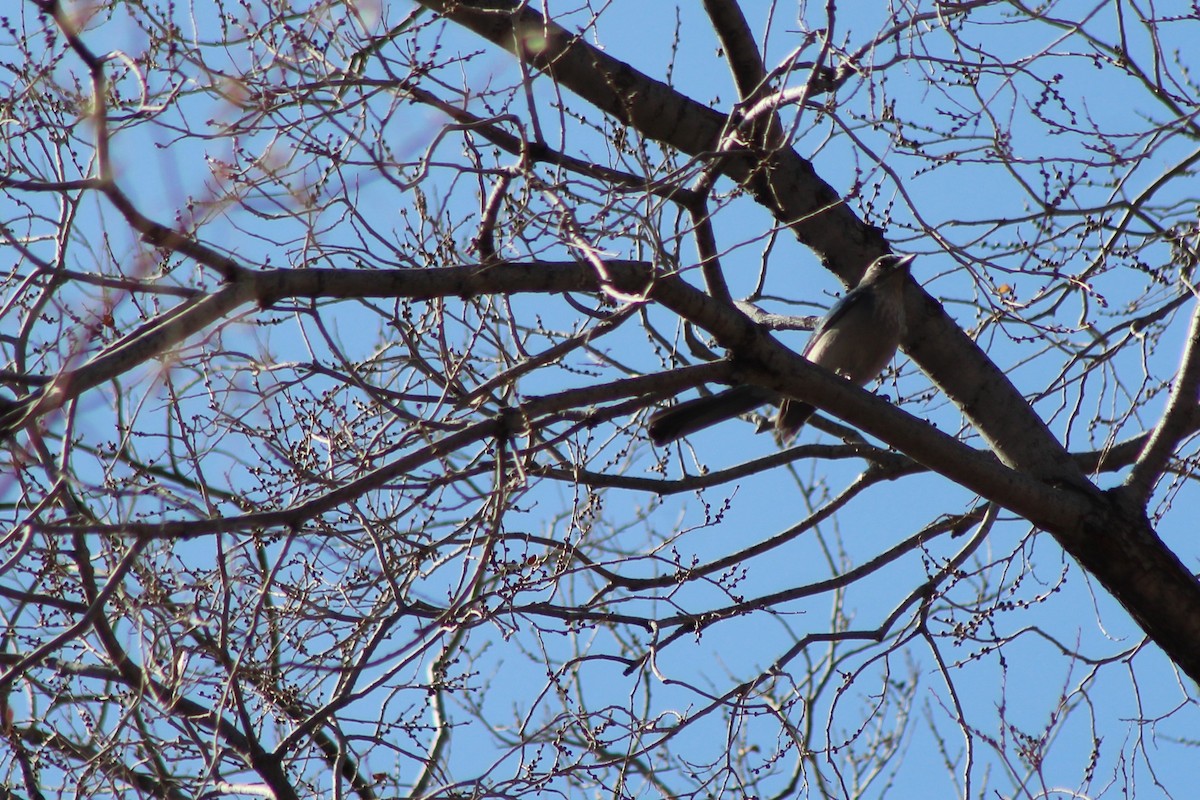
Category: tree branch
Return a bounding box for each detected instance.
[1125,292,1200,503]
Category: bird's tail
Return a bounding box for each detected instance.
[648,385,772,445]
[775,399,815,443]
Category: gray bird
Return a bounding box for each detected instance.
[648,253,914,445]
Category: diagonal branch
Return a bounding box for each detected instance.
[703,0,769,100]
[1125,291,1200,504]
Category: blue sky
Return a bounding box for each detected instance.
[3,0,1200,797]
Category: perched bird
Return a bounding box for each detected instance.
[648,253,914,445]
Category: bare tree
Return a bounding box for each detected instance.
[2,0,1199,797]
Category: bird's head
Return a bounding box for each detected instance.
[860,253,915,286]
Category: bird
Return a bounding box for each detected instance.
[648,253,914,445]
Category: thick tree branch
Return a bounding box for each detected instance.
[703,0,769,100]
[413,0,1082,484]
[18,261,1081,544]
[410,0,1200,681]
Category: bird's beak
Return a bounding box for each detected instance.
[894,254,916,273]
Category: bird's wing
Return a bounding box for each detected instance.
[803,288,875,356]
